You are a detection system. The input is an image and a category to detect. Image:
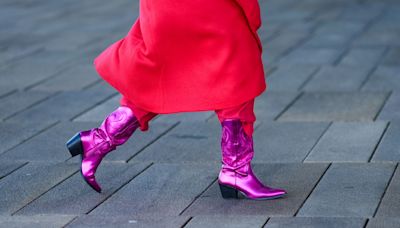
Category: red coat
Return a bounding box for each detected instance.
[94,0,266,113]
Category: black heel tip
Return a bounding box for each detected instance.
[219,183,239,199]
[66,133,83,157]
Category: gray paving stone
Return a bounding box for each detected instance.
[372,122,400,162]
[374,166,400,217]
[128,121,221,163]
[265,217,366,228]
[377,92,400,120]
[372,121,400,162]
[302,34,353,48]
[278,92,388,121]
[254,121,329,162]
[73,95,120,121]
[89,163,219,216]
[7,84,115,122]
[297,163,395,217]
[0,50,76,89]
[0,122,99,162]
[265,32,309,49]
[263,46,293,64]
[362,66,400,91]
[254,91,300,120]
[0,91,52,121]
[0,45,41,67]
[352,31,400,47]
[266,65,317,91]
[314,21,366,36]
[382,47,400,66]
[0,87,15,98]
[67,215,189,228]
[339,4,384,21]
[0,215,76,228]
[279,48,343,65]
[266,10,313,23]
[303,66,372,91]
[338,48,385,66]
[186,215,267,228]
[367,218,400,228]
[0,121,54,155]
[29,64,100,91]
[182,163,328,216]
[312,8,342,22]
[0,161,26,179]
[110,122,177,162]
[0,162,78,215]
[305,122,387,162]
[16,162,151,215]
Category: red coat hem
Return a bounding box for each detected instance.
[94,60,267,114]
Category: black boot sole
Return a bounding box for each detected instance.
[219,183,287,200]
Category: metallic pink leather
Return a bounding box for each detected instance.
[218,119,287,200]
[66,106,139,192]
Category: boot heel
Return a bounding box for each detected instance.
[66,133,83,157]
[219,183,238,199]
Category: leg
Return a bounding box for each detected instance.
[215,99,287,200]
[215,98,256,137]
[120,96,158,132]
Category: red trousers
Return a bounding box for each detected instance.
[120,96,256,137]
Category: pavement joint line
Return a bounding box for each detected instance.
[261,217,270,228]
[80,78,103,91]
[363,218,370,228]
[78,78,103,90]
[2,91,62,122]
[85,162,154,215]
[69,91,118,121]
[0,120,60,156]
[358,46,390,91]
[10,164,81,216]
[0,88,17,100]
[2,47,44,67]
[0,161,28,181]
[371,162,399,218]
[293,163,332,217]
[22,65,73,92]
[273,31,313,61]
[301,121,333,163]
[125,121,180,163]
[372,91,392,121]
[332,47,351,66]
[61,215,79,228]
[71,92,120,121]
[204,112,217,122]
[1,91,59,121]
[367,121,390,163]
[180,216,194,228]
[296,65,321,91]
[273,91,304,121]
[178,177,218,216]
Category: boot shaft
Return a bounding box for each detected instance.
[220,119,254,170]
[99,106,140,146]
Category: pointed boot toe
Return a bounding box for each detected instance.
[81,170,102,193]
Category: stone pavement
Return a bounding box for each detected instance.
[0,0,400,227]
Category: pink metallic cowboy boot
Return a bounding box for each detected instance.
[218,119,287,200]
[65,106,139,193]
